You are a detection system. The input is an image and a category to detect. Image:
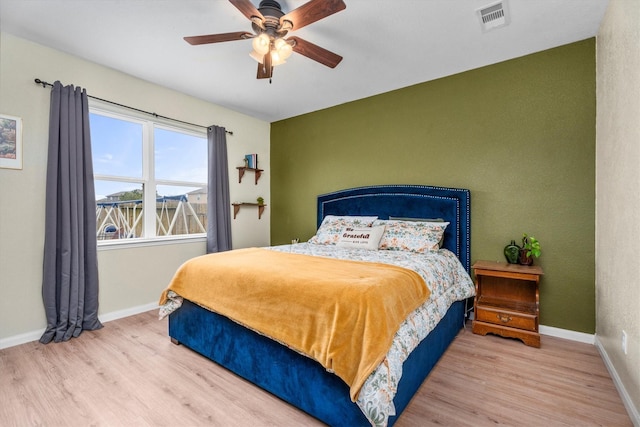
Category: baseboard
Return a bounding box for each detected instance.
[595,336,640,427]
[466,315,595,345]
[0,328,46,350]
[0,302,158,350]
[539,324,595,344]
[98,302,158,323]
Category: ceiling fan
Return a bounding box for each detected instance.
[184,0,346,80]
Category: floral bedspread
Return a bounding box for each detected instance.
[269,243,475,426]
[159,243,474,427]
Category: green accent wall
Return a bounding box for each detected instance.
[270,39,596,333]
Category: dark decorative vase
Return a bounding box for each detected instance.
[519,248,533,266]
[504,240,520,264]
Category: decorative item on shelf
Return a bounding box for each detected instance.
[503,240,521,264]
[243,157,249,168]
[244,153,258,169]
[519,233,541,265]
[256,196,264,205]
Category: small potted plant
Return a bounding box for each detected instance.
[256,196,264,205]
[519,233,541,265]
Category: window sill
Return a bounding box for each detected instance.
[97,234,206,251]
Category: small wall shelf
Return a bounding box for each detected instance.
[232,203,266,219]
[236,167,264,185]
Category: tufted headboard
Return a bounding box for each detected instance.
[317,185,471,272]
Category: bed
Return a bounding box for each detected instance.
[160,184,473,426]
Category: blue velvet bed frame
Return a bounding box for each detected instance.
[168,185,471,426]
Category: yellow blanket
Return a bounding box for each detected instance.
[159,247,430,401]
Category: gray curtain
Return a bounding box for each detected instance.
[40,81,102,344]
[207,125,232,253]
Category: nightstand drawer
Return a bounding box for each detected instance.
[476,306,537,331]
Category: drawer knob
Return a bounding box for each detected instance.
[497,314,512,323]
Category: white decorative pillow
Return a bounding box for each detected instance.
[308,215,378,245]
[376,220,449,253]
[336,225,385,250]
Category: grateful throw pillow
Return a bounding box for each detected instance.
[336,225,385,250]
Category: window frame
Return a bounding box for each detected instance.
[90,100,208,247]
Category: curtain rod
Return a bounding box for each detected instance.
[34,78,233,135]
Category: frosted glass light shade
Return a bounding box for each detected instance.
[249,50,264,63]
[270,50,286,66]
[274,38,293,59]
[252,33,270,55]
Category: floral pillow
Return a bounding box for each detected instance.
[336,225,385,250]
[388,216,446,248]
[308,215,378,245]
[375,219,449,253]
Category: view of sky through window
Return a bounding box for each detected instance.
[90,112,207,200]
[154,127,207,184]
[91,113,142,177]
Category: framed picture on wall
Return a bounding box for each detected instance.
[0,113,23,170]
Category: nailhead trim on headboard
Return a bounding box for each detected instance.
[317,185,471,272]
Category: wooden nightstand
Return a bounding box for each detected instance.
[472,260,543,347]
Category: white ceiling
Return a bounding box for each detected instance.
[0,0,608,122]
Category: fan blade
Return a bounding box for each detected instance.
[229,0,264,21]
[184,32,252,45]
[289,36,342,68]
[280,0,346,31]
[257,53,273,79]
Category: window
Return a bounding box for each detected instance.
[90,106,208,242]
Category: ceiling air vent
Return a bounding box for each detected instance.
[477,0,510,32]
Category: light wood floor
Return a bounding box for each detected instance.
[0,311,632,427]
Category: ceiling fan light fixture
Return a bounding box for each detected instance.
[270,50,286,66]
[249,49,264,63]
[274,37,293,59]
[252,33,270,55]
[184,0,346,80]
